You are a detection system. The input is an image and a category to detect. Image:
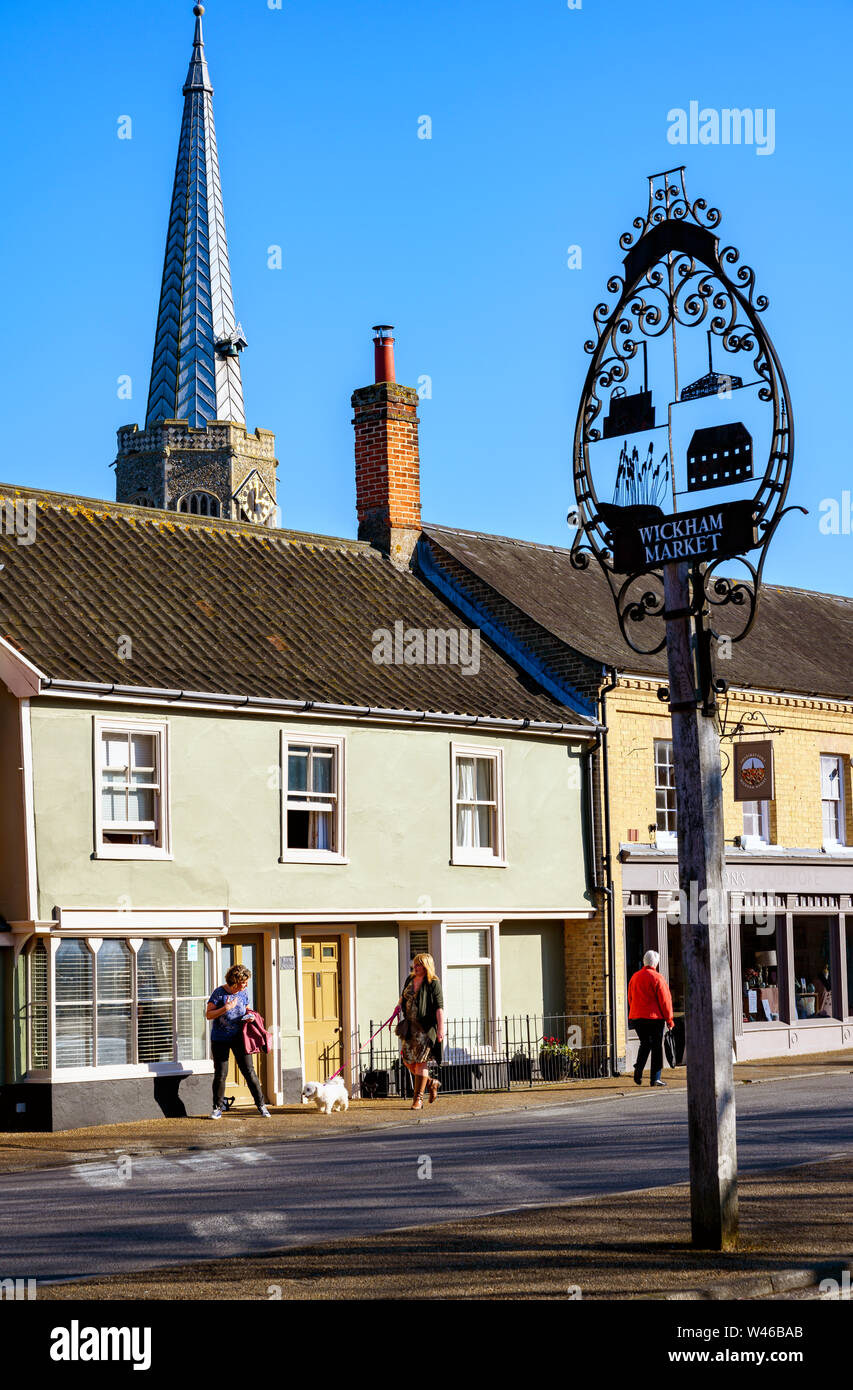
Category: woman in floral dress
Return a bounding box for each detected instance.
[398,953,445,1110]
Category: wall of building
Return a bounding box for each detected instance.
[355,925,400,1042]
[29,701,591,921]
[500,921,565,1018]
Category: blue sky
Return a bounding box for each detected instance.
[2,0,852,594]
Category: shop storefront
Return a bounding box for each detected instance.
[621,852,853,1062]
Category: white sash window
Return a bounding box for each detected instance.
[451,745,506,865]
[94,718,170,859]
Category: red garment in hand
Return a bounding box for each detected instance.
[242,1011,272,1055]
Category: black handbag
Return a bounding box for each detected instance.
[663,1026,677,1069]
[394,994,411,1040]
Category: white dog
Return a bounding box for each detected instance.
[301,1078,349,1115]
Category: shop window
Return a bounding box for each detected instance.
[29,940,49,1070]
[26,937,211,1074]
[55,939,94,1068]
[281,735,345,861]
[667,920,685,1014]
[792,917,834,1019]
[654,740,677,840]
[451,746,505,865]
[95,719,170,858]
[740,917,780,1024]
[625,919,646,983]
[846,920,853,1019]
[177,940,211,1060]
[820,755,845,846]
[137,941,174,1063]
[96,939,133,1065]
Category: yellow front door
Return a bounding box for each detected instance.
[220,936,265,1106]
[301,939,342,1081]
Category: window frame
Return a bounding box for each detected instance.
[450,744,506,867]
[279,732,347,864]
[654,739,678,845]
[820,754,846,848]
[93,717,171,860]
[741,799,771,846]
[440,921,500,1053]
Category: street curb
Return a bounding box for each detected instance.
[640,1258,853,1301]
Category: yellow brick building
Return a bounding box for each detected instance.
[420,534,853,1070]
[606,674,853,1064]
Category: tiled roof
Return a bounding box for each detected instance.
[0,487,588,726]
[424,523,853,702]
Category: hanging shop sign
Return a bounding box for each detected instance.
[733,740,775,802]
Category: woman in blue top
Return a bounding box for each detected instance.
[206,964,270,1119]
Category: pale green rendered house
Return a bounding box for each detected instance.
[0,487,598,1129]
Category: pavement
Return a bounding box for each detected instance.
[6,1048,852,1300]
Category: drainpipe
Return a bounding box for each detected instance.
[598,667,620,1075]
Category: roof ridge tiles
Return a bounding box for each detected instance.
[0,482,374,555]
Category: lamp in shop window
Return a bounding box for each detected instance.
[754,950,777,986]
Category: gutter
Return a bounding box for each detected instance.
[37,678,599,741]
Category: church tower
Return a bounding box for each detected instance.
[114,5,277,525]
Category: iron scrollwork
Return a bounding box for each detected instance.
[571,167,799,688]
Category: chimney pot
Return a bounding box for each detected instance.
[372,324,396,383]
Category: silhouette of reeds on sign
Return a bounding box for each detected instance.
[612,440,669,509]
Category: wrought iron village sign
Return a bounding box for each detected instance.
[571,167,798,669]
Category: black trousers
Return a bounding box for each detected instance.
[631,1018,665,1081]
[212,1038,264,1108]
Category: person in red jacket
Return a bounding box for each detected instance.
[627,950,675,1088]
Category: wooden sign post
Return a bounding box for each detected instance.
[571,169,795,1251]
[664,562,738,1249]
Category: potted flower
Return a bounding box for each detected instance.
[538,1036,580,1082]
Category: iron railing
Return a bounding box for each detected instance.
[345,1013,610,1098]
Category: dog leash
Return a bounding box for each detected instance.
[326,1005,400,1082]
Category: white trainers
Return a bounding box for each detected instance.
[258,1105,271,1117]
[210,1107,223,1119]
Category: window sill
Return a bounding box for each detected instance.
[451,854,507,868]
[821,843,853,854]
[30,1061,214,1082]
[94,847,173,861]
[279,852,349,865]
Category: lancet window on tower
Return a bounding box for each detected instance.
[177,492,221,518]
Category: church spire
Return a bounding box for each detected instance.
[116,5,278,526]
[145,4,246,429]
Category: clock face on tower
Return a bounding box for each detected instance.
[234,471,276,526]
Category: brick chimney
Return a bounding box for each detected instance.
[352,326,422,569]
